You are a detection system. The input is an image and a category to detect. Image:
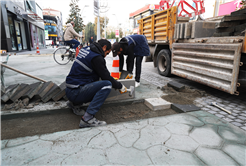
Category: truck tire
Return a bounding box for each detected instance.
[157,49,171,77]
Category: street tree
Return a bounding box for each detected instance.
[94,16,109,39]
[66,0,84,33]
[84,22,96,43]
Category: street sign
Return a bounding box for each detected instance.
[115,29,119,38]
[45,30,49,39]
[94,0,99,16]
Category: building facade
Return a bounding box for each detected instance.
[43,8,63,44]
[1,0,45,52]
[129,4,160,35]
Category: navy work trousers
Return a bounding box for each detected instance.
[65,80,112,115]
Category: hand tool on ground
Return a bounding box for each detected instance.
[210,102,231,114]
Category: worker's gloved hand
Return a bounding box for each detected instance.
[119,84,127,94]
[126,73,133,79]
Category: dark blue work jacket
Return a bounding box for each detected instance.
[125,35,150,56]
[66,46,100,88]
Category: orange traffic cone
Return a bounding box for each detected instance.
[111,55,120,79]
[36,46,40,55]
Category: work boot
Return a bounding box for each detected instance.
[79,117,107,128]
[67,101,85,116]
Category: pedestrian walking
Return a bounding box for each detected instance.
[89,36,94,45]
[112,35,150,87]
[66,39,128,128]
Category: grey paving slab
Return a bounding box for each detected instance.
[1,140,53,165]
[63,148,108,165]
[165,135,199,152]
[114,128,139,147]
[218,126,246,144]
[1,111,246,165]
[88,131,117,149]
[190,125,224,147]
[222,143,246,166]
[144,98,171,111]
[165,114,204,127]
[171,104,200,113]
[133,125,171,150]
[195,147,239,165]
[147,145,205,165]
[106,144,152,165]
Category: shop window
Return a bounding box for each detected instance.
[20,22,27,49]
[38,28,44,47]
[8,16,17,50]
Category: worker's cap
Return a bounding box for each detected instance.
[112,42,120,57]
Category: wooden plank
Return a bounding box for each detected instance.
[222,15,246,22]
[177,17,190,21]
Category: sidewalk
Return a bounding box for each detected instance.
[1,110,246,165]
[1,54,246,165]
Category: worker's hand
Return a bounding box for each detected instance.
[126,73,133,79]
[119,84,127,94]
[75,37,78,40]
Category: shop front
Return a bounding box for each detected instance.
[1,0,45,52]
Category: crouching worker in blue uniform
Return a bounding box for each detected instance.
[112,35,150,87]
[65,39,128,128]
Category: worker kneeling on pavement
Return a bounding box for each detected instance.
[112,35,150,87]
[65,39,127,128]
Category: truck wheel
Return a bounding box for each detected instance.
[157,49,171,77]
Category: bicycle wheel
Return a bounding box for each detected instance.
[53,47,71,65]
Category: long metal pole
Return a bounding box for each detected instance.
[1,63,47,83]
[97,15,100,40]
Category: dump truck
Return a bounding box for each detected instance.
[138,6,246,95]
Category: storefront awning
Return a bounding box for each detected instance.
[22,10,44,22]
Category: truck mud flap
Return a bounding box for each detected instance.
[172,43,242,95]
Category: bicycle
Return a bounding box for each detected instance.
[53,43,83,65]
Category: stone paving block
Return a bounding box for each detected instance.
[144,98,171,111]
[51,129,101,155]
[195,147,239,165]
[119,70,129,79]
[218,126,246,144]
[1,84,21,103]
[215,114,225,118]
[165,123,191,135]
[88,131,117,149]
[22,82,43,99]
[107,144,152,165]
[218,111,228,115]
[208,110,217,114]
[9,84,31,102]
[223,118,234,122]
[29,152,67,165]
[147,145,204,165]
[1,140,53,165]
[62,148,107,165]
[52,81,66,101]
[133,125,171,150]
[184,22,192,38]
[231,122,243,127]
[35,81,54,99]
[41,84,61,103]
[227,115,236,119]
[106,79,135,101]
[171,104,200,113]
[114,128,139,147]
[191,21,216,38]
[238,116,246,120]
[165,135,199,152]
[179,23,185,39]
[222,143,246,166]
[234,119,244,123]
[0,85,5,97]
[167,81,185,91]
[190,125,223,147]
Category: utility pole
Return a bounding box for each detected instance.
[99,0,109,39]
